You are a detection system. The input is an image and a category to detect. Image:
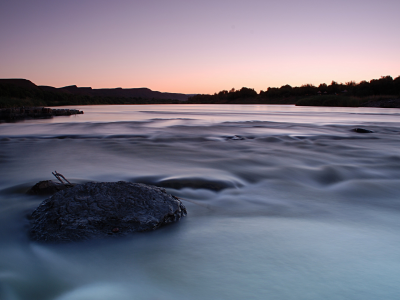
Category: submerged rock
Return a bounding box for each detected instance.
[29,181,187,242]
[158,177,236,191]
[227,135,245,140]
[352,128,374,133]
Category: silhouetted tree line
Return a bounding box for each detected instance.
[188,87,269,104]
[188,75,400,104]
[0,84,181,108]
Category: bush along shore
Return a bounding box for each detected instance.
[187,75,400,107]
[294,95,400,108]
[0,106,83,121]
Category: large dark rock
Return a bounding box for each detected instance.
[29,181,187,242]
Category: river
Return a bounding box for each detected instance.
[1,104,400,300]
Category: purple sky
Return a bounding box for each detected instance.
[1,0,399,94]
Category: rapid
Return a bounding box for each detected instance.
[1,104,400,300]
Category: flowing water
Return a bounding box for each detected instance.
[1,104,400,300]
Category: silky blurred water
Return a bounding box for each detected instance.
[1,104,400,300]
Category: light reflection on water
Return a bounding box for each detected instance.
[1,104,400,300]
[10,104,400,125]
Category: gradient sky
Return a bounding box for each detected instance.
[1,0,399,94]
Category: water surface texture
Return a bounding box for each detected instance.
[1,104,400,300]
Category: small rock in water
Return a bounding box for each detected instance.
[352,128,374,133]
[29,181,187,242]
[28,180,71,195]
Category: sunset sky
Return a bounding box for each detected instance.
[1,0,399,94]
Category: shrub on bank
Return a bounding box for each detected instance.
[0,97,47,108]
[295,95,363,107]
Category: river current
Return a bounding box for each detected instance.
[1,104,400,300]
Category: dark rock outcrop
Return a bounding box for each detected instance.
[0,107,83,121]
[29,181,187,242]
[28,180,71,195]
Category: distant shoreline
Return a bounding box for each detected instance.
[1,76,399,109]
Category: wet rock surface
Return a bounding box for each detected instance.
[29,181,187,242]
[28,180,71,195]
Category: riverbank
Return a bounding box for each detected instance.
[294,95,400,108]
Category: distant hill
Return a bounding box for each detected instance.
[0,79,40,90]
[1,79,189,101]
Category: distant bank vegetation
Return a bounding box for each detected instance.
[1,75,399,108]
[188,75,400,107]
